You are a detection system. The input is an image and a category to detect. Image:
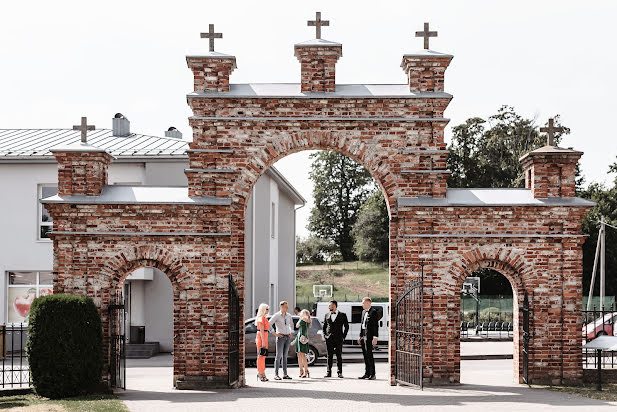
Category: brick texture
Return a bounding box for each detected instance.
[46,41,591,389]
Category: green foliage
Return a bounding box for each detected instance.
[27,294,103,399]
[352,190,389,262]
[308,151,374,261]
[579,161,617,296]
[296,235,338,264]
[447,106,570,188]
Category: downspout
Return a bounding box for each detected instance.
[294,202,305,309]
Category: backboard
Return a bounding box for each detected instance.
[313,284,333,298]
[462,276,480,295]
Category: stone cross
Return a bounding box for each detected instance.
[308,11,329,39]
[540,118,564,146]
[415,22,438,50]
[73,116,95,143]
[201,24,222,52]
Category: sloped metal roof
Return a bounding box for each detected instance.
[0,129,189,158]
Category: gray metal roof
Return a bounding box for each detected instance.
[41,185,231,206]
[0,129,189,159]
[398,188,595,207]
[402,49,453,58]
[295,38,342,47]
[187,84,452,99]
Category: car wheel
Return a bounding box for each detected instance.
[597,331,607,337]
[307,346,317,366]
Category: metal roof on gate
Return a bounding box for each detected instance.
[0,129,189,158]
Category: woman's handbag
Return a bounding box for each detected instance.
[299,335,309,345]
[259,347,268,357]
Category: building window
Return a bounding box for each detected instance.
[271,201,276,239]
[38,185,58,240]
[6,271,53,324]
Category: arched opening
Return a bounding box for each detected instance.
[452,258,525,386]
[113,261,176,391]
[242,148,391,380]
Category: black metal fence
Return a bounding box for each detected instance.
[460,310,514,339]
[583,305,617,369]
[0,324,31,389]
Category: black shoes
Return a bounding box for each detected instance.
[324,371,332,378]
[367,375,376,380]
[358,375,368,379]
[274,375,282,381]
[337,372,344,378]
[282,375,292,380]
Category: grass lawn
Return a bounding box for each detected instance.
[535,383,617,402]
[0,393,128,412]
[296,261,389,304]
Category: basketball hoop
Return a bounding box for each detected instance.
[313,285,333,299]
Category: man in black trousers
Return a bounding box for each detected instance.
[322,300,349,378]
[358,297,380,380]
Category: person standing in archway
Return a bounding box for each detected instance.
[358,297,379,380]
[269,301,294,380]
[323,300,349,378]
[255,303,270,382]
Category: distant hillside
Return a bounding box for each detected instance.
[296,261,388,304]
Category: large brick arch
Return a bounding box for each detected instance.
[231,130,402,215]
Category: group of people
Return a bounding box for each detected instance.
[254,297,380,382]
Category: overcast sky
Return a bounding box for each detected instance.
[2,1,616,237]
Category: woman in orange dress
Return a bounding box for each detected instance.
[255,303,270,382]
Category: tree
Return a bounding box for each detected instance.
[296,235,338,264]
[579,162,617,297]
[308,151,374,261]
[352,190,389,262]
[447,106,569,188]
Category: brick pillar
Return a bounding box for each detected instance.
[519,147,583,198]
[187,53,237,93]
[401,50,453,93]
[294,39,342,93]
[50,144,114,196]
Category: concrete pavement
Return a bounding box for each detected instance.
[119,356,616,412]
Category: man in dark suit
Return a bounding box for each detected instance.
[322,300,349,378]
[358,297,380,380]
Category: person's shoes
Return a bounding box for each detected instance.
[358,375,368,379]
[282,375,292,380]
[337,372,344,378]
[367,375,376,380]
[274,375,282,381]
[324,371,332,378]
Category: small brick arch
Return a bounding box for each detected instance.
[99,246,186,290]
[232,130,401,215]
[448,246,533,300]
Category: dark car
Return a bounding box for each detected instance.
[245,316,327,366]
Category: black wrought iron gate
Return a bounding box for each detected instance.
[395,266,424,389]
[522,292,530,384]
[228,274,240,387]
[109,291,126,390]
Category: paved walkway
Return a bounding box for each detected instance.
[120,356,617,411]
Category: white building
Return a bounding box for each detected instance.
[0,115,304,354]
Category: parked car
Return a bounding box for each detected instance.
[582,312,617,341]
[245,316,326,366]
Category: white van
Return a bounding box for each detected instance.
[313,301,390,344]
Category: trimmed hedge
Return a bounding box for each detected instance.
[27,294,103,399]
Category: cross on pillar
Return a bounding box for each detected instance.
[307,11,329,39]
[540,118,564,146]
[201,24,222,52]
[415,22,438,50]
[73,116,95,143]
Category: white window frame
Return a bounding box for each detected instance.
[37,184,57,241]
[6,270,53,325]
[271,201,277,239]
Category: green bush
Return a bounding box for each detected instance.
[27,294,103,399]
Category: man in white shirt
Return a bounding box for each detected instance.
[268,300,294,380]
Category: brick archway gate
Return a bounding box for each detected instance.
[44,25,594,389]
